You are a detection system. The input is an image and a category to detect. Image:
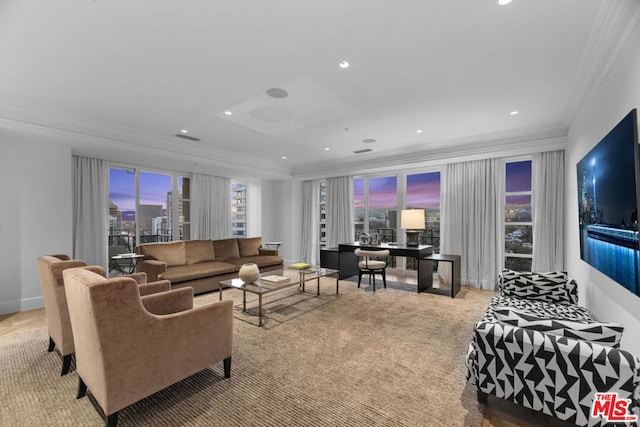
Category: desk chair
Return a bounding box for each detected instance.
[354,248,390,292]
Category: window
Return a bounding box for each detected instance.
[407,172,441,252]
[108,167,189,255]
[504,160,533,271]
[353,172,441,270]
[231,181,247,238]
[368,176,397,240]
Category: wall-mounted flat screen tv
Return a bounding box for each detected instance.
[577,108,640,297]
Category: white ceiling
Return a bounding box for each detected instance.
[0,0,616,179]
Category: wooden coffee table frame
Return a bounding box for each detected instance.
[218,267,339,326]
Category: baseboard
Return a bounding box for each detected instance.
[0,296,44,315]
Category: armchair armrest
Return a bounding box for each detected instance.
[136,259,166,282]
[259,248,278,256]
[141,287,193,315]
[138,280,171,296]
[126,272,147,284]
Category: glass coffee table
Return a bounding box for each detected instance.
[218,267,339,326]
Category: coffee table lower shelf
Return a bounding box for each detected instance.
[218,268,339,326]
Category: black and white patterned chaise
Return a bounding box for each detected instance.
[466,269,640,426]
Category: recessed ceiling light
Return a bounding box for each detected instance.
[180,129,188,134]
[282,156,287,160]
[498,0,512,5]
[224,111,233,116]
[416,129,423,133]
[324,147,330,151]
[510,110,519,115]
[339,61,350,69]
[266,88,289,99]
[362,138,376,143]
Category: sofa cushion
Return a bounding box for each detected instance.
[494,307,624,348]
[500,269,574,305]
[212,239,240,262]
[138,242,186,268]
[159,262,236,284]
[185,240,215,265]
[238,237,262,257]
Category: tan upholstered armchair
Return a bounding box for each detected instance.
[62,267,234,427]
[36,255,171,375]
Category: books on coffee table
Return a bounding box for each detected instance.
[289,262,311,270]
[260,275,290,285]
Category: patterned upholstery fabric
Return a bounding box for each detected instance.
[499,269,578,305]
[493,307,624,348]
[466,273,640,426]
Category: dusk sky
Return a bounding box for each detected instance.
[109,169,172,211]
[354,172,441,209]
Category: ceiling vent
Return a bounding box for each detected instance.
[174,133,201,142]
[353,148,373,154]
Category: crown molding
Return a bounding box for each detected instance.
[565,0,640,125]
[0,103,292,180]
[292,127,568,180]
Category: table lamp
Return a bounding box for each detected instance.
[401,209,425,246]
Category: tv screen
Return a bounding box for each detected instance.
[577,109,640,297]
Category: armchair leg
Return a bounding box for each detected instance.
[61,354,72,376]
[106,412,118,427]
[357,271,362,288]
[372,273,376,292]
[48,337,55,352]
[224,356,232,378]
[477,389,488,405]
[77,377,87,399]
[382,269,387,288]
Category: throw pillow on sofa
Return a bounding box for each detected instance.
[494,307,624,348]
[500,269,574,305]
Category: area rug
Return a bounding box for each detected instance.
[0,278,494,426]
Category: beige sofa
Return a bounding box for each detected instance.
[136,237,283,294]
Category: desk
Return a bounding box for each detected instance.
[338,243,433,292]
[423,254,461,298]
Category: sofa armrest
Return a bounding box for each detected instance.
[471,320,640,426]
[136,259,166,282]
[141,287,193,315]
[259,248,278,256]
[138,280,171,296]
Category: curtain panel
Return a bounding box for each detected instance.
[441,159,501,289]
[191,173,232,240]
[300,180,320,264]
[326,176,354,249]
[72,155,108,268]
[532,150,565,271]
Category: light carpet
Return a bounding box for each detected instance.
[1,278,494,426]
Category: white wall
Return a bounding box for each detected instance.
[566,23,640,354]
[0,133,73,314]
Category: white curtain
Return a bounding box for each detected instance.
[532,150,565,271]
[72,155,108,268]
[191,173,232,240]
[300,180,320,264]
[441,159,501,289]
[326,176,354,249]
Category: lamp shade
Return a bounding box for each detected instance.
[400,209,425,230]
